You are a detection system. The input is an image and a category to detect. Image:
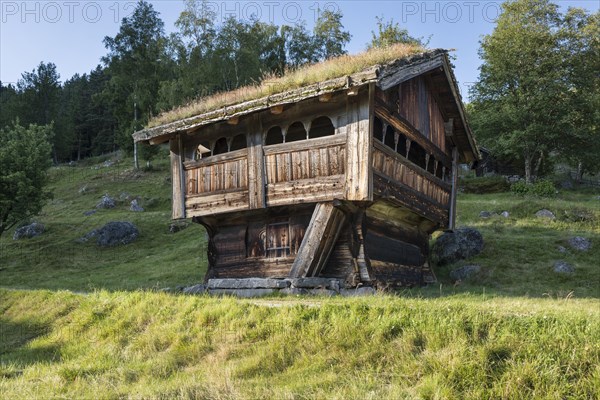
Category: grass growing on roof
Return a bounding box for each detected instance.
[148,43,425,128]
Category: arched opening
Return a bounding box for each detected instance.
[265,126,283,145]
[230,134,247,151]
[396,133,407,157]
[195,141,211,160]
[309,116,334,139]
[373,117,384,142]
[286,122,307,143]
[384,125,396,150]
[408,141,427,169]
[213,137,229,155]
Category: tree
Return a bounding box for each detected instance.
[15,62,65,163]
[558,8,600,181]
[469,0,565,183]
[282,23,318,67]
[368,16,425,49]
[0,123,53,238]
[313,10,352,60]
[102,0,171,152]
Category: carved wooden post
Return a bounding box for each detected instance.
[170,135,186,219]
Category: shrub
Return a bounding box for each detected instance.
[510,179,556,198]
[460,176,510,194]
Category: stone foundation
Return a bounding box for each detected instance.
[181,278,376,297]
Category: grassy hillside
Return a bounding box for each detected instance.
[1,289,599,399]
[0,151,207,291]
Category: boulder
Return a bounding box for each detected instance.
[557,246,567,253]
[568,236,591,252]
[449,265,482,281]
[535,209,555,220]
[96,194,116,209]
[129,199,144,212]
[500,211,510,218]
[83,210,97,216]
[479,211,493,218]
[13,222,44,240]
[431,227,484,265]
[553,261,574,274]
[94,221,138,247]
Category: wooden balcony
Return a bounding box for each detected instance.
[182,135,347,217]
[264,134,346,206]
[183,149,249,216]
[372,140,451,226]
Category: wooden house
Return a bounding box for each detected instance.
[134,48,479,289]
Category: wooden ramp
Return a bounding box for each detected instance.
[289,202,346,278]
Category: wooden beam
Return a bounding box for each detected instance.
[270,105,284,114]
[347,87,359,96]
[353,208,372,282]
[378,55,445,91]
[247,115,266,209]
[448,146,459,230]
[227,116,239,125]
[170,135,186,219]
[289,202,346,278]
[345,84,374,201]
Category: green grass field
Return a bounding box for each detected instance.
[1,153,599,398]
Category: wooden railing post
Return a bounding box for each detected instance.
[449,146,459,230]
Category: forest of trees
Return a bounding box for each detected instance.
[0,0,363,162]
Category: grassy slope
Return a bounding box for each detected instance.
[1,155,599,398]
[0,152,207,291]
[1,290,599,399]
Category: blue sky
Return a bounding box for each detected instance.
[1,0,597,100]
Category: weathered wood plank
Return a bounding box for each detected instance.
[289,203,347,278]
[266,175,345,207]
[170,136,186,219]
[263,133,346,155]
[345,86,373,201]
[183,148,247,169]
[247,116,266,209]
[186,190,249,217]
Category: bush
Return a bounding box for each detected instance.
[510,179,557,197]
[459,176,510,194]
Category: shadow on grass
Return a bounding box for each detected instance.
[0,318,62,375]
